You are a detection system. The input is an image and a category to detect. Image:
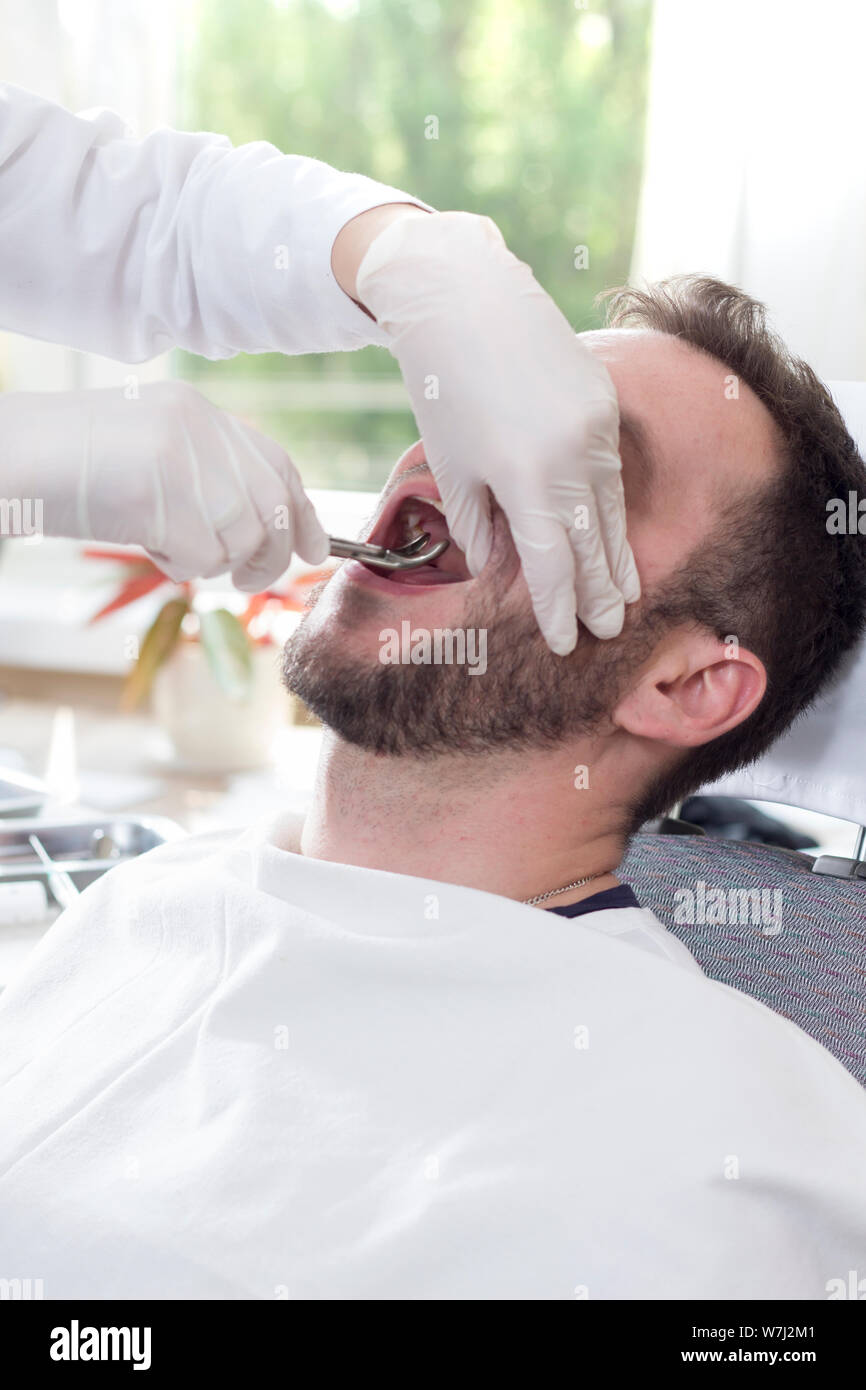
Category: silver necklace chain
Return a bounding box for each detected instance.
[522,870,609,907]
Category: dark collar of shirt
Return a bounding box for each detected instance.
[547,884,640,919]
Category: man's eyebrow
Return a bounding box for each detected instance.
[618,409,659,504]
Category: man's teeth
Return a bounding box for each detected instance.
[405,494,445,513]
[401,495,446,545]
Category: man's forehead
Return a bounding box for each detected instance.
[578,325,779,502]
[579,324,721,390]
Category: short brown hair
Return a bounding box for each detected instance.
[599,275,866,828]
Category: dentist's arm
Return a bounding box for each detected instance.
[0,85,419,582]
[0,83,430,361]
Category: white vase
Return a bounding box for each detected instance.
[151,640,286,772]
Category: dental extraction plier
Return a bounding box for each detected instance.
[328,532,450,571]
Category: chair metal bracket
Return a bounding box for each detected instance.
[811,855,866,881]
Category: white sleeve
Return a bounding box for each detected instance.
[0,83,433,363]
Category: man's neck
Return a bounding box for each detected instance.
[300,730,628,909]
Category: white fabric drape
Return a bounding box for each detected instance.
[631,0,866,381]
[2,810,866,1298]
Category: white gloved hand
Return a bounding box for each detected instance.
[0,381,328,589]
[355,211,641,654]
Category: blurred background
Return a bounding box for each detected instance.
[0,0,863,961]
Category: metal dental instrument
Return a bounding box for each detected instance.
[328,532,450,570]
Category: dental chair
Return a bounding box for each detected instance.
[622,380,866,1085]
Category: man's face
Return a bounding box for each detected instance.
[282,330,779,755]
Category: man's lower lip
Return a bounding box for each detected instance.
[343,559,467,594]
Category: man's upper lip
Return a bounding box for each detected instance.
[367,472,443,547]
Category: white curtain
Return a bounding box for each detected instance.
[631,0,866,381]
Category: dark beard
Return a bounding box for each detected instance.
[281,581,657,759]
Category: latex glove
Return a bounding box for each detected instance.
[355,211,641,653]
[0,381,327,588]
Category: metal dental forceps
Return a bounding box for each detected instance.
[328,532,450,570]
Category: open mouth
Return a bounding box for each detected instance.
[365,491,471,587]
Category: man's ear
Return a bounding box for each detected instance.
[612,630,766,749]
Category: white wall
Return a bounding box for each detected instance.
[631,0,866,381]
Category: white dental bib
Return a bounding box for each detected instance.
[0,813,864,1300]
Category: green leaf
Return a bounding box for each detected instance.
[121,597,190,712]
[199,608,253,702]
